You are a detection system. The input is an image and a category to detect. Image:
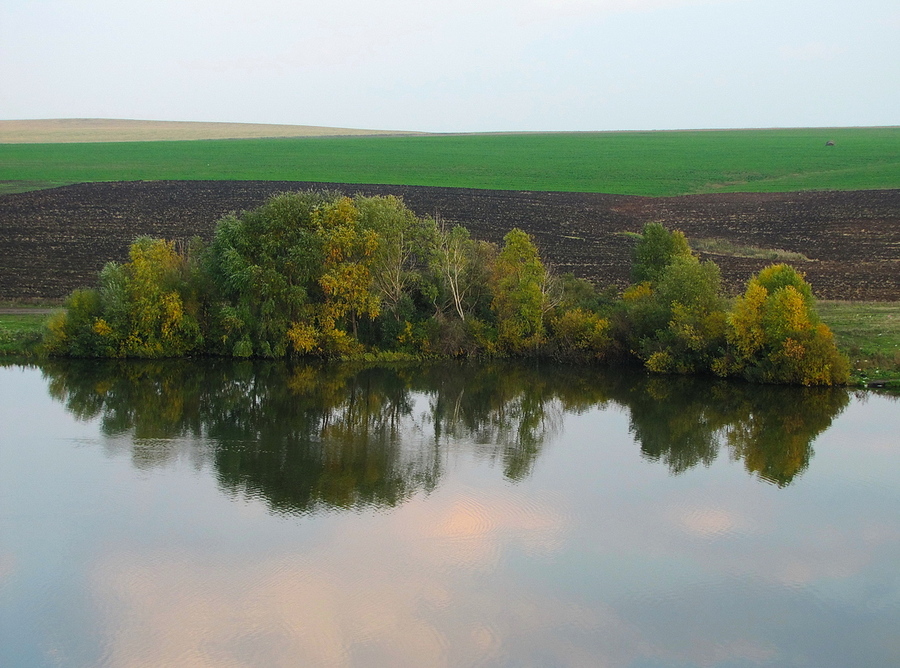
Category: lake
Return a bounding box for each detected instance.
[1,359,898,667]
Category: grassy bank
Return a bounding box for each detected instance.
[0,311,48,356]
[818,301,900,385]
[1,127,898,197]
[4,302,899,388]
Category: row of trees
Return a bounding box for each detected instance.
[44,190,849,385]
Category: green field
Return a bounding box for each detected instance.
[1,127,898,196]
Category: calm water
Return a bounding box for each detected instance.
[1,360,898,667]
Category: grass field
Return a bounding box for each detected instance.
[1,127,898,197]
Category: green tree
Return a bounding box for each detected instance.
[622,254,727,374]
[354,195,439,347]
[630,222,693,285]
[430,224,481,322]
[205,190,331,357]
[491,229,549,352]
[355,195,434,319]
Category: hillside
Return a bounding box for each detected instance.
[0,118,424,143]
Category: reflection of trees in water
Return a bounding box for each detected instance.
[43,359,441,512]
[409,363,609,480]
[40,359,851,513]
[609,374,850,486]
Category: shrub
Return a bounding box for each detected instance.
[45,238,202,358]
[621,255,727,374]
[723,264,849,385]
[550,308,611,358]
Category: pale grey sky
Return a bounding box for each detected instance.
[1,0,897,132]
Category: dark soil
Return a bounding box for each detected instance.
[1,181,898,301]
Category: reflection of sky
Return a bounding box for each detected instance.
[1,366,899,667]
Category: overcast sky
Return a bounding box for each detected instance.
[1,0,897,132]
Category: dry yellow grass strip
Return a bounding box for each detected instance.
[0,118,425,143]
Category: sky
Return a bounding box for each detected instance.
[1,0,898,132]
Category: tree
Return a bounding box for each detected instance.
[626,254,728,374]
[354,195,439,347]
[721,264,849,385]
[491,229,549,352]
[429,224,493,322]
[355,194,433,320]
[314,197,381,348]
[205,190,331,357]
[630,222,693,285]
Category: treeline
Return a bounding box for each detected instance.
[45,190,849,385]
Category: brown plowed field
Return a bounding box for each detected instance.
[1,181,898,301]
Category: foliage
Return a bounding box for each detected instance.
[630,222,693,285]
[314,196,381,347]
[428,224,494,323]
[42,197,853,387]
[721,264,849,385]
[554,273,612,314]
[622,254,727,374]
[205,190,331,357]
[549,308,611,358]
[355,194,435,321]
[44,237,202,358]
[491,229,548,352]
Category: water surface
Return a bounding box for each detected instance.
[1,360,898,667]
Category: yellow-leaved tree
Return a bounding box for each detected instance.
[719,264,849,385]
[45,237,202,358]
[314,197,381,353]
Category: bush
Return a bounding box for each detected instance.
[550,308,611,358]
[723,264,849,385]
[45,238,202,358]
[621,254,727,374]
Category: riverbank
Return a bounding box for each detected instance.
[816,301,900,387]
[3,301,898,389]
[0,310,45,356]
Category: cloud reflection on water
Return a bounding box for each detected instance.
[90,484,587,667]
